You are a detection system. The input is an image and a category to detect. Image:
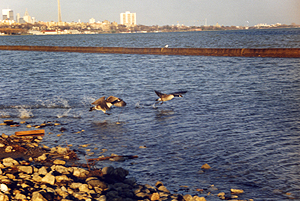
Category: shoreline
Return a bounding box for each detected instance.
[0,120,250,201]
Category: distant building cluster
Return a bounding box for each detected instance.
[0,7,299,35]
[2,8,36,25]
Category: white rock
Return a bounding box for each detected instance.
[0,184,8,192]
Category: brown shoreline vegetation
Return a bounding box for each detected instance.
[0,120,251,201]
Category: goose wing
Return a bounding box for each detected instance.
[171,91,187,97]
[107,96,126,107]
[92,96,106,105]
[154,90,165,98]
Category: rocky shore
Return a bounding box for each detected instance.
[0,120,250,201]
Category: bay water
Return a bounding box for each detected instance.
[1,29,300,200]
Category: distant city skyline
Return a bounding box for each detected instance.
[1,0,299,26]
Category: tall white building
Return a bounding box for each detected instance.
[120,11,136,26]
[2,9,14,20]
[23,9,32,23]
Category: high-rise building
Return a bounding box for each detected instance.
[2,9,14,20]
[23,9,32,23]
[120,11,136,26]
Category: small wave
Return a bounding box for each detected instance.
[0,111,10,118]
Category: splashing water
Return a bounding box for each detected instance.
[16,106,34,119]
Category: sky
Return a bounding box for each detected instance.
[1,0,299,26]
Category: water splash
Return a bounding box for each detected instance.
[15,106,34,119]
[0,111,10,118]
[57,108,72,118]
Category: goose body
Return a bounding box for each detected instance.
[155,90,187,104]
[89,96,126,115]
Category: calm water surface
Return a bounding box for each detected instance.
[1,29,300,200]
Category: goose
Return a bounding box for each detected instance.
[89,96,126,115]
[154,90,187,104]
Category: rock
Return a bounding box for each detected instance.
[73,167,89,178]
[56,175,72,183]
[53,159,66,165]
[79,184,90,192]
[32,173,43,182]
[55,188,69,199]
[231,189,244,194]
[14,193,27,200]
[114,167,129,181]
[0,184,8,193]
[158,185,170,193]
[37,153,47,161]
[0,192,9,201]
[0,143,5,148]
[2,157,19,167]
[151,192,160,200]
[4,146,13,152]
[201,163,211,169]
[32,191,47,201]
[183,194,193,201]
[18,165,33,174]
[86,177,108,190]
[102,166,114,175]
[193,196,206,201]
[41,172,55,185]
[1,133,9,138]
[38,166,48,175]
[52,165,73,175]
[70,183,83,189]
[155,181,164,188]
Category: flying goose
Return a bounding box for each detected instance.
[154,90,187,104]
[89,96,126,115]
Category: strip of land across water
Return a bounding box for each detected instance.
[0,45,299,57]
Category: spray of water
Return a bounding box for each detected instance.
[16,106,34,119]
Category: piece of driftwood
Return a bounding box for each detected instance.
[15,129,45,136]
[88,155,138,162]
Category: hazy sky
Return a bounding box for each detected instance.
[1,0,299,26]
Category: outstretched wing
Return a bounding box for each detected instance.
[155,90,165,98]
[171,91,187,97]
[92,96,106,105]
[107,96,126,107]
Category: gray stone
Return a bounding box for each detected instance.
[102,166,114,175]
[86,177,108,189]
